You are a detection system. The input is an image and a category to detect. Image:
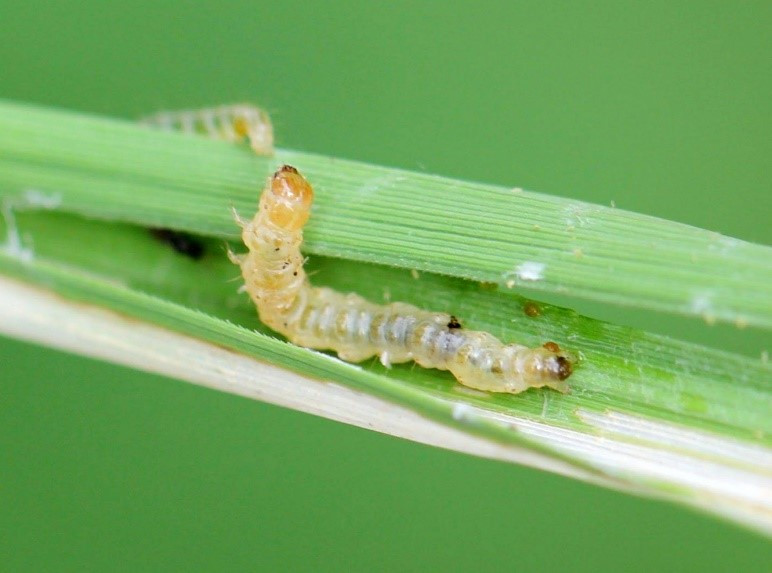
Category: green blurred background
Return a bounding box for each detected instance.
[1,1,770,570]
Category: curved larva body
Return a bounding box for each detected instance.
[234,165,574,394]
[140,104,274,155]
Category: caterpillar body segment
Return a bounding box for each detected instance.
[234,165,313,320]
[234,165,574,394]
[140,103,274,155]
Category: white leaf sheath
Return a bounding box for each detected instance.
[233,165,574,394]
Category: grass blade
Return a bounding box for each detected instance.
[1,100,770,534]
[0,100,769,328]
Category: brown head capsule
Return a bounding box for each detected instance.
[264,165,314,231]
[555,356,573,380]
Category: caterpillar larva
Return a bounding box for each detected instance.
[140,103,274,155]
[232,165,574,394]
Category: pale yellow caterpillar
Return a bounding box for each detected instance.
[231,165,574,394]
[140,103,274,155]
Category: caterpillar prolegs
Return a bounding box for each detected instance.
[233,165,574,394]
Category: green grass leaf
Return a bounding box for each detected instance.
[1,99,770,328]
[1,100,770,534]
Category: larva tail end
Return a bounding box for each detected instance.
[265,165,314,231]
[249,137,275,157]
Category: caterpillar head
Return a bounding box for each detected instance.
[538,341,574,393]
[494,340,575,394]
[542,341,573,380]
[264,164,314,231]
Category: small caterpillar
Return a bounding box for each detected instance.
[232,165,574,394]
[140,103,274,155]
